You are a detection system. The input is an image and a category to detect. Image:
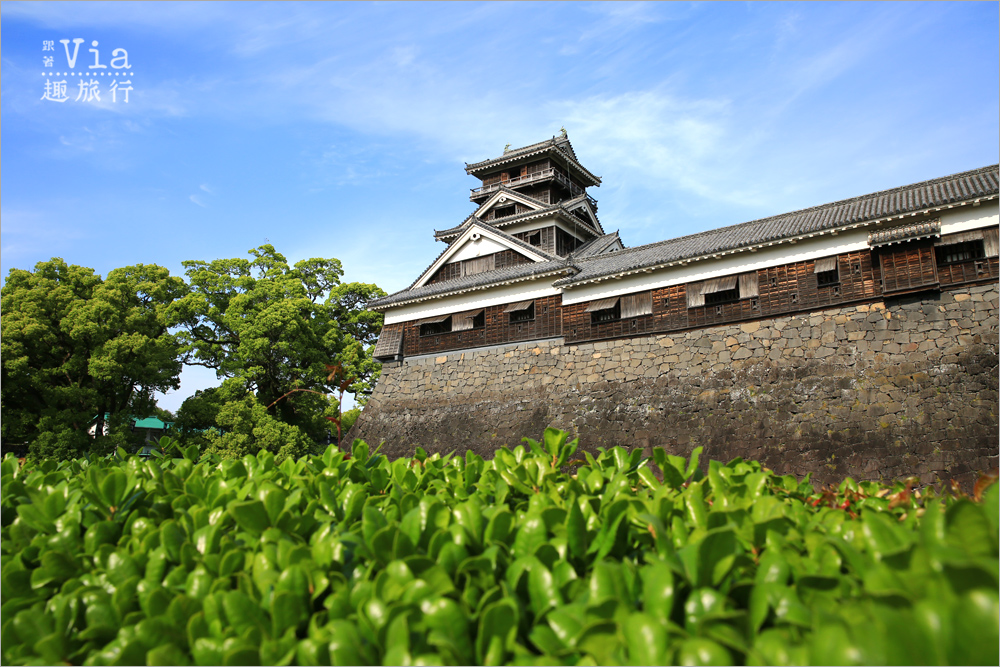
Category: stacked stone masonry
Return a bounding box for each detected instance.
[356,284,999,488]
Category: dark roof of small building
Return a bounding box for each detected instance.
[554,164,999,286]
[465,134,602,186]
[372,324,404,359]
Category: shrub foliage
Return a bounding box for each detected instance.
[1,429,997,665]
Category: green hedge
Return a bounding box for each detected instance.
[2,429,997,665]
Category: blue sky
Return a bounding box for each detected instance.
[3,1,998,411]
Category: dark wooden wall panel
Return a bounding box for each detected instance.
[426,249,533,285]
[404,295,563,356]
[878,242,938,294]
[938,257,999,286]
[397,244,996,356]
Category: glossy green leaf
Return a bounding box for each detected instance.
[513,515,547,559]
[640,560,675,623]
[229,500,270,535]
[677,637,734,666]
[625,612,667,665]
[476,598,518,664]
[528,561,563,618]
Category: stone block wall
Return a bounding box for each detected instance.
[353,284,999,488]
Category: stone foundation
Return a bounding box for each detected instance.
[353,284,999,488]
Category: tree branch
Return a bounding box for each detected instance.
[265,387,328,410]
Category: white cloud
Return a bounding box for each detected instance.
[189,194,207,207]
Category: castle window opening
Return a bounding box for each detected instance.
[815,257,840,286]
[703,276,740,306]
[504,300,535,323]
[586,296,621,323]
[419,315,452,336]
[620,292,653,318]
[494,205,516,220]
[938,239,985,265]
[451,309,485,331]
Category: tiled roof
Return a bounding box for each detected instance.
[378,218,563,305]
[433,216,477,240]
[486,222,562,262]
[559,194,605,235]
[465,135,602,186]
[466,136,564,170]
[574,232,622,257]
[434,187,548,239]
[367,258,573,309]
[554,165,999,287]
[435,197,603,241]
[869,220,941,247]
[133,417,171,429]
[371,164,997,312]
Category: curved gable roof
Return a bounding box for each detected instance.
[465,134,602,186]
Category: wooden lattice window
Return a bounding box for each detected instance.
[419,316,451,336]
[494,205,516,219]
[451,309,485,332]
[937,240,985,265]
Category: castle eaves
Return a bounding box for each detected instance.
[465,136,602,186]
[369,218,565,307]
[553,165,999,287]
[368,259,574,310]
[435,197,603,241]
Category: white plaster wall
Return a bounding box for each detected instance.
[450,236,508,261]
[384,278,562,325]
[940,200,999,234]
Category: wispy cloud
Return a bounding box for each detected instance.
[559,2,669,56]
[189,194,207,207]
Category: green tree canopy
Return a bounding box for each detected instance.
[1,259,187,458]
[168,245,385,443]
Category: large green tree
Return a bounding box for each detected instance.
[1,259,187,458]
[168,245,385,444]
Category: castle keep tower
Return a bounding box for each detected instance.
[434,130,610,257]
